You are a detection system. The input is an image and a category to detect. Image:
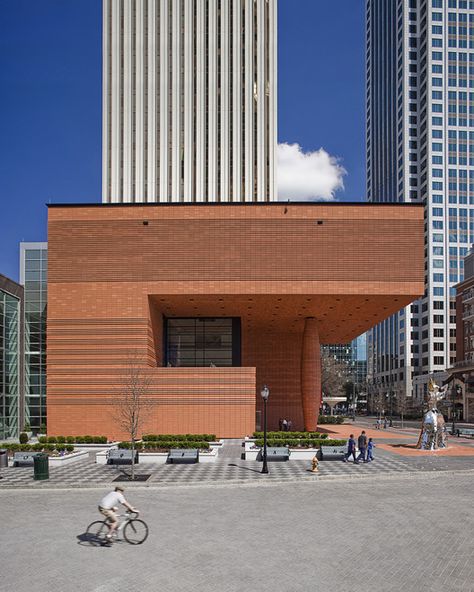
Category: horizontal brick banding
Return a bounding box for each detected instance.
[47,203,424,437]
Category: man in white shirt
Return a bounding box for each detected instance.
[98,486,138,543]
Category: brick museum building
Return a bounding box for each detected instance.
[46,203,424,439]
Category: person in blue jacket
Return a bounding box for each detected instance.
[343,434,359,464]
[366,437,376,462]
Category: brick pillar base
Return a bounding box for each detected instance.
[301,317,321,431]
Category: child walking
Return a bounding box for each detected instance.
[367,438,375,462]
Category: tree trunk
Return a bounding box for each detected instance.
[131,438,135,481]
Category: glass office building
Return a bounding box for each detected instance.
[367,0,474,405]
[20,243,47,432]
[0,275,23,440]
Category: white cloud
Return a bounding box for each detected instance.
[277,143,346,201]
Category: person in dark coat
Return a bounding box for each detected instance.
[357,430,368,462]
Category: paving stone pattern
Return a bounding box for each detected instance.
[0,443,417,489]
[1,473,473,592]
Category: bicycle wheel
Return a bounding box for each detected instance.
[86,520,109,544]
[123,519,149,545]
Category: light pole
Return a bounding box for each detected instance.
[260,385,270,474]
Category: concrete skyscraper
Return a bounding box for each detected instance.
[102,0,277,204]
[367,0,474,407]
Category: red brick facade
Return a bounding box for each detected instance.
[47,203,424,439]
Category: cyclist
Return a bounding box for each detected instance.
[98,486,138,544]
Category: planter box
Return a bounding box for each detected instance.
[74,442,119,451]
[96,447,219,464]
[209,439,224,447]
[243,446,319,461]
[46,450,90,466]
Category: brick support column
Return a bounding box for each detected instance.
[301,317,321,431]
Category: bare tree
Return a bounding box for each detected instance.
[371,391,384,419]
[395,390,408,429]
[321,350,348,398]
[114,354,153,480]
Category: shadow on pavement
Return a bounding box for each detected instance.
[227,463,261,474]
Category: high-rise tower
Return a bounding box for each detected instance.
[366,0,474,407]
[102,0,277,204]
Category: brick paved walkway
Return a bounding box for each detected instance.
[1,439,472,490]
[1,472,473,592]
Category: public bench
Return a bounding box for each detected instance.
[107,450,138,465]
[319,445,346,460]
[167,449,199,464]
[13,452,41,467]
[262,447,290,461]
[447,427,474,438]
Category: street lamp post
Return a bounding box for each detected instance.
[389,390,393,427]
[260,385,270,474]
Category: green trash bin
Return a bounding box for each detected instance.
[33,453,49,480]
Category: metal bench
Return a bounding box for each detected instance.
[319,445,346,460]
[448,427,474,438]
[260,447,290,461]
[107,450,139,465]
[13,452,41,467]
[167,449,199,464]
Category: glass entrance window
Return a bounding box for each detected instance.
[165,318,240,367]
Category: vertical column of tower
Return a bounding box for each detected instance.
[171,0,181,201]
[110,0,122,202]
[159,0,169,201]
[195,0,206,201]
[207,0,217,201]
[244,0,254,201]
[135,0,145,202]
[220,0,230,202]
[102,0,110,202]
[256,0,265,201]
[268,0,277,202]
[122,0,133,202]
[232,1,242,202]
[183,0,194,202]
[146,0,157,202]
[301,318,321,432]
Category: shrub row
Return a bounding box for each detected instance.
[0,443,75,453]
[118,441,210,450]
[38,435,107,444]
[142,434,216,442]
[254,438,347,448]
[253,431,328,440]
[318,416,345,424]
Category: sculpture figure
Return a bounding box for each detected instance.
[416,378,448,450]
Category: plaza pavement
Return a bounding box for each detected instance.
[1,472,473,592]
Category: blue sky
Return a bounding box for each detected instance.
[0,0,365,281]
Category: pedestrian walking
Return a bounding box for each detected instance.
[282,418,288,432]
[287,419,292,432]
[343,434,359,464]
[278,418,283,431]
[357,430,368,462]
[383,417,388,429]
[367,438,375,462]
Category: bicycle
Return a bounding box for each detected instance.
[86,511,149,545]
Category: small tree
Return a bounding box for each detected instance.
[372,391,384,419]
[395,390,408,429]
[321,350,348,398]
[114,354,152,480]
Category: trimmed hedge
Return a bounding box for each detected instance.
[142,434,216,442]
[118,440,210,451]
[0,443,75,454]
[38,435,107,444]
[318,415,345,424]
[253,431,328,440]
[254,438,347,448]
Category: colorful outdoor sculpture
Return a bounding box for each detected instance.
[416,378,448,450]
